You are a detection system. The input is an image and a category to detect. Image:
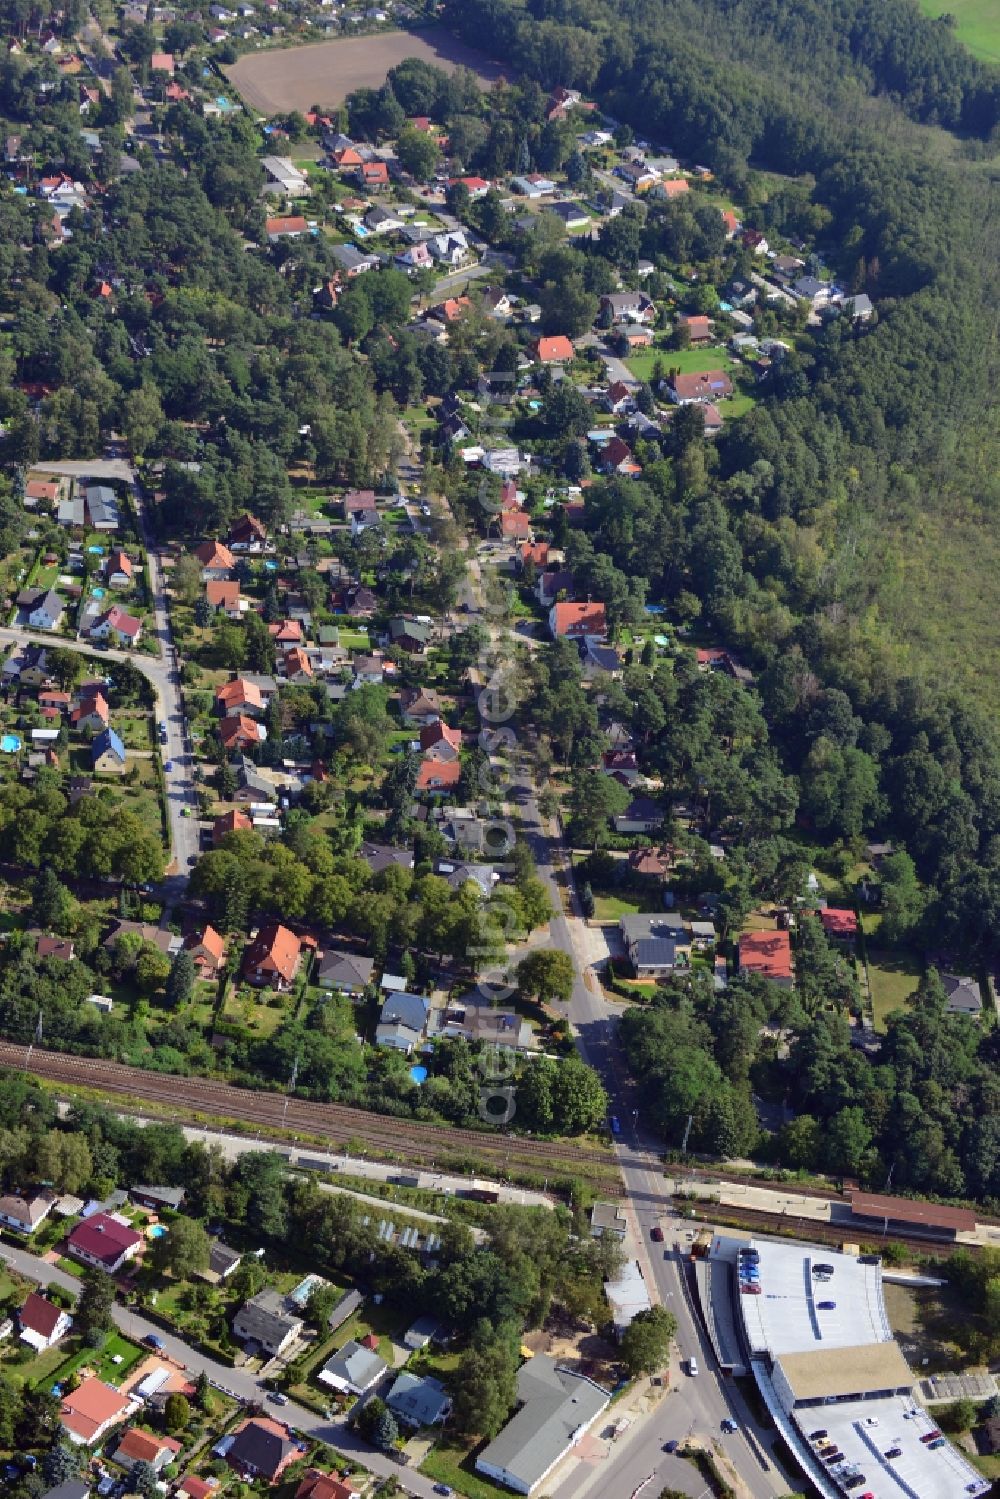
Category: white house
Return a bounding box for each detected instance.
[18,1292,72,1352]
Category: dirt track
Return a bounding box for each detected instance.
[224,28,506,113]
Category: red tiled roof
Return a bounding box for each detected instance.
[550,601,607,636]
[19,1291,64,1337]
[116,1428,180,1463]
[819,908,858,938]
[534,335,574,363]
[415,758,461,791]
[68,1212,143,1266]
[244,923,302,984]
[216,678,263,712]
[214,810,252,843]
[194,539,235,570]
[266,215,309,235]
[206,580,241,609]
[420,722,462,754]
[60,1378,132,1442]
[219,714,262,749]
[738,929,793,981]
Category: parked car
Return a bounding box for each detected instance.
[663,1439,679,1453]
[686,1357,698,1376]
[651,1224,664,1242]
[143,1334,164,1349]
[721,1418,738,1433]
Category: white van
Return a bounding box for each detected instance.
[687,1356,699,1376]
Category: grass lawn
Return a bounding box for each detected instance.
[421,1436,504,1499]
[221,983,293,1038]
[627,344,740,381]
[591,891,644,920]
[47,1332,145,1391]
[867,946,922,1030]
[917,0,1000,60]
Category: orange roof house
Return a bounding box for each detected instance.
[243,922,302,990]
[266,215,309,238]
[149,51,174,73]
[501,510,531,540]
[269,619,304,643]
[213,809,252,845]
[534,335,574,363]
[206,580,242,614]
[520,542,550,569]
[216,678,264,716]
[296,1468,361,1499]
[659,177,689,198]
[548,601,607,639]
[419,721,462,760]
[415,758,461,793]
[819,908,858,941]
[194,539,235,575]
[284,646,313,680]
[738,929,793,985]
[60,1377,135,1445]
[219,714,264,751]
[183,924,226,976]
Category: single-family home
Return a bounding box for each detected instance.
[220,714,265,752]
[67,1211,143,1272]
[386,1372,452,1428]
[602,291,656,325]
[415,758,461,794]
[317,1337,387,1395]
[549,601,607,640]
[511,173,556,198]
[204,1241,243,1284]
[194,539,235,580]
[420,721,462,761]
[375,991,429,1053]
[85,485,120,530]
[70,692,110,734]
[262,155,310,199]
[547,200,590,230]
[232,1289,304,1357]
[400,686,443,726]
[27,587,65,631]
[533,335,574,364]
[818,908,858,944]
[619,913,688,978]
[205,580,244,618]
[365,203,404,234]
[36,934,75,961]
[941,972,983,1017]
[92,729,126,774]
[130,1184,185,1212]
[242,922,302,990]
[107,550,133,588]
[614,795,664,835]
[111,1428,182,1472]
[357,160,389,191]
[213,809,252,845]
[316,949,375,995]
[216,678,265,718]
[676,313,713,344]
[738,929,794,987]
[475,1356,611,1495]
[792,274,831,307]
[225,1418,298,1482]
[18,1291,71,1352]
[667,370,734,405]
[228,513,268,552]
[90,603,141,647]
[360,841,415,875]
[387,615,433,653]
[295,1469,360,1499]
[183,924,226,978]
[332,243,380,276]
[266,214,309,241]
[60,1378,137,1445]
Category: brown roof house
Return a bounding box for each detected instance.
[183,924,225,978]
[242,922,302,991]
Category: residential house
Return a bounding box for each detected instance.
[400,687,443,726]
[547,200,590,231]
[183,924,226,978]
[295,1468,360,1499]
[194,539,235,579]
[435,861,498,897]
[604,381,635,415]
[90,603,141,646]
[533,335,574,364]
[343,488,379,534]
[17,1289,70,1361]
[614,794,664,834]
[359,841,414,875]
[266,214,309,241]
[597,435,638,475]
[584,639,622,676]
[130,1185,185,1211]
[839,292,874,322]
[85,485,120,530]
[67,1212,143,1272]
[386,1372,452,1428]
[92,729,126,774]
[38,689,70,714]
[415,758,461,794]
[111,1429,182,1472]
[316,949,375,995]
[941,973,983,1017]
[234,759,277,805]
[204,1241,243,1284]
[242,922,302,990]
[352,652,389,687]
[365,203,404,234]
[27,588,65,631]
[225,1418,298,1483]
[219,714,265,752]
[36,935,75,961]
[676,313,713,344]
[536,569,575,607]
[395,240,433,272]
[107,550,133,588]
[317,1338,387,1395]
[60,1378,137,1445]
[216,678,265,718]
[615,160,659,191]
[475,1356,611,1496]
[213,809,252,844]
[232,1289,304,1357]
[653,176,689,200]
[738,929,794,987]
[441,1004,534,1052]
[420,721,462,762]
[284,646,314,684]
[387,616,433,652]
[375,991,429,1053]
[3,643,51,688]
[262,155,310,199]
[818,908,858,944]
[0,1189,55,1235]
[511,173,556,197]
[205,580,245,618]
[792,274,831,307]
[590,1201,628,1240]
[667,370,734,404]
[357,160,389,191]
[174,1481,218,1499]
[549,601,607,640]
[332,243,380,276]
[619,913,688,978]
[228,513,268,552]
[627,847,672,880]
[602,748,640,783]
[41,1484,88,1499]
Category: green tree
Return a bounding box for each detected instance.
[129,1459,159,1499]
[153,1215,210,1279]
[550,1055,608,1135]
[76,1270,115,1346]
[452,1323,519,1438]
[41,1442,83,1486]
[165,948,195,1009]
[396,126,441,179]
[163,1392,191,1432]
[620,1306,677,1376]
[32,866,72,931]
[517,949,574,1005]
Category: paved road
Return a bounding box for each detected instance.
[429,261,493,301]
[0,1239,439,1498]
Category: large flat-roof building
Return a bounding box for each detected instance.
[732,1239,987,1499]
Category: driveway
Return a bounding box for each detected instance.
[0,1239,440,1498]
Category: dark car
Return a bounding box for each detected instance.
[663,1439,679,1453]
[651,1224,664,1242]
[921,1429,942,1443]
[817,1300,837,1310]
[929,1438,946,1450]
[844,1477,866,1491]
[809,1429,829,1441]
[885,1447,902,1459]
[721,1418,738,1433]
[143,1333,164,1349]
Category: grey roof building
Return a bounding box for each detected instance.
[316,1338,387,1394]
[476,1355,611,1494]
[386,1371,452,1427]
[941,973,983,1016]
[375,991,429,1053]
[86,484,120,528]
[42,1484,90,1499]
[316,948,375,993]
[232,1289,303,1356]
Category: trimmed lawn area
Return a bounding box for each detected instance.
[46,1332,145,1391]
[220,982,294,1038]
[917,0,1000,61]
[867,946,922,1030]
[591,892,644,920]
[421,1436,504,1499]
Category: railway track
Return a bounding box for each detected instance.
[0,1043,620,1185]
[682,1198,975,1259]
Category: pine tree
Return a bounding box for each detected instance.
[165,948,195,1008]
[32,867,70,930]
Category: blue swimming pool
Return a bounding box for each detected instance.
[92,587,105,599]
[88,545,104,555]
[264,559,278,571]
[0,735,21,754]
[409,1065,428,1084]
[147,1224,168,1239]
